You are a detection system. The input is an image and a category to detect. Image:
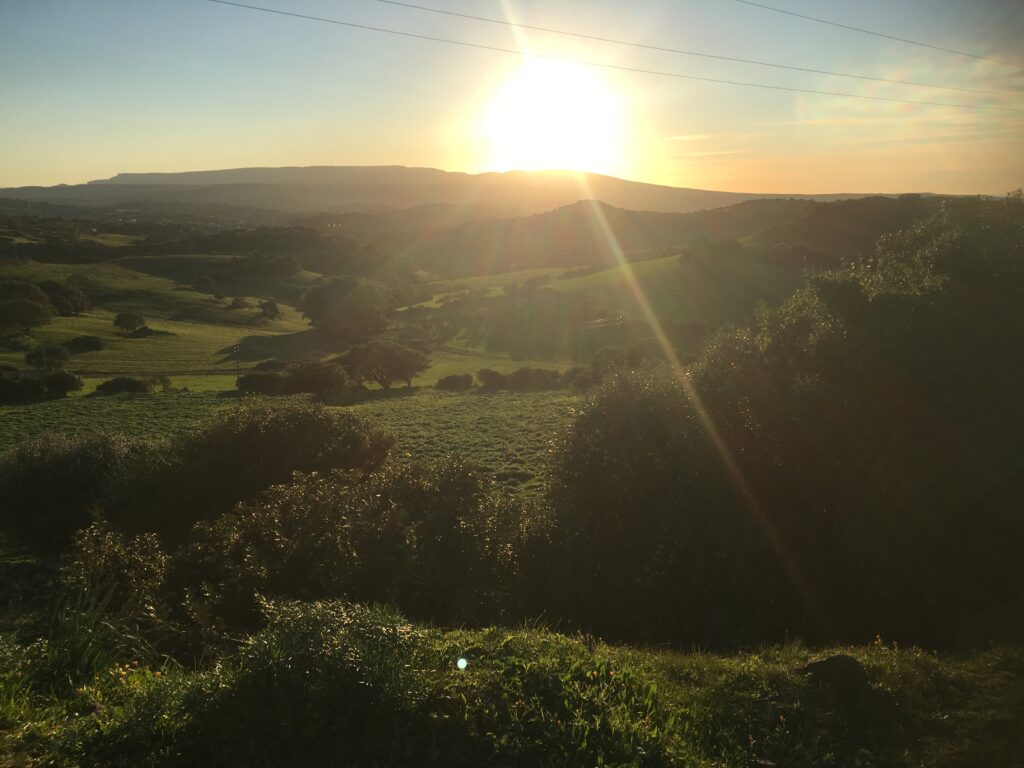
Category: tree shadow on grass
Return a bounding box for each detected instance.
[326,386,422,406]
[217,329,342,364]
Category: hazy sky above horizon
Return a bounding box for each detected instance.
[1,0,1022,194]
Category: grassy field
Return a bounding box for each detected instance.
[0,309,308,374]
[0,390,240,453]
[0,387,578,495]
[347,388,579,494]
[79,232,145,247]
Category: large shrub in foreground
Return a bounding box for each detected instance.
[545,198,1024,648]
[174,457,528,635]
[106,400,393,542]
[545,368,785,645]
[0,433,148,554]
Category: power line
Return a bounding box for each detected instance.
[205,0,1024,112]
[375,0,1021,99]
[732,0,1024,71]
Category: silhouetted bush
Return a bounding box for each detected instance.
[0,371,46,403]
[237,361,354,397]
[24,344,70,370]
[258,299,280,319]
[174,457,526,634]
[38,280,90,316]
[106,400,393,543]
[560,365,600,390]
[128,326,154,338]
[0,298,52,334]
[0,369,82,403]
[339,341,429,389]
[286,360,354,396]
[63,335,104,353]
[505,367,561,391]
[94,377,153,396]
[113,312,145,333]
[476,367,561,391]
[543,198,1024,648]
[436,373,473,391]
[476,368,506,389]
[236,371,286,395]
[42,369,83,397]
[0,433,145,554]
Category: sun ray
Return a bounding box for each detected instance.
[572,173,813,608]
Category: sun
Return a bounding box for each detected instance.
[483,57,625,176]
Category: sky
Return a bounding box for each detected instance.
[1,0,1022,194]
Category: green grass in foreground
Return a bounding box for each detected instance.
[1,601,1020,767]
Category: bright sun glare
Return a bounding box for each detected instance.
[484,57,624,176]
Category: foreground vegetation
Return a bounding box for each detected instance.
[2,602,1020,767]
[1,194,1022,764]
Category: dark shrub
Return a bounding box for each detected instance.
[175,457,526,633]
[544,200,1024,648]
[339,341,429,389]
[0,371,46,403]
[63,335,104,353]
[113,312,145,333]
[543,367,774,645]
[560,365,600,390]
[591,346,642,376]
[94,376,152,396]
[476,368,506,389]
[106,400,393,543]
[258,299,280,318]
[38,280,90,316]
[436,373,473,391]
[42,369,83,398]
[193,275,215,292]
[237,361,353,397]
[229,297,250,309]
[24,344,70,370]
[285,360,353,397]
[0,280,53,309]
[0,433,145,554]
[236,371,286,395]
[505,367,561,391]
[128,326,154,338]
[0,298,52,334]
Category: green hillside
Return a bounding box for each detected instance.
[547,252,798,325]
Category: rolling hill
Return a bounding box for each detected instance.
[1,165,880,218]
[394,195,947,276]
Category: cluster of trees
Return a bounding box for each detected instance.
[237,360,354,397]
[0,278,91,335]
[337,341,428,389]
[0,367,82,403]
[238,342,430,396]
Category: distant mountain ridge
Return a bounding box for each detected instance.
[2,165,891,217]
